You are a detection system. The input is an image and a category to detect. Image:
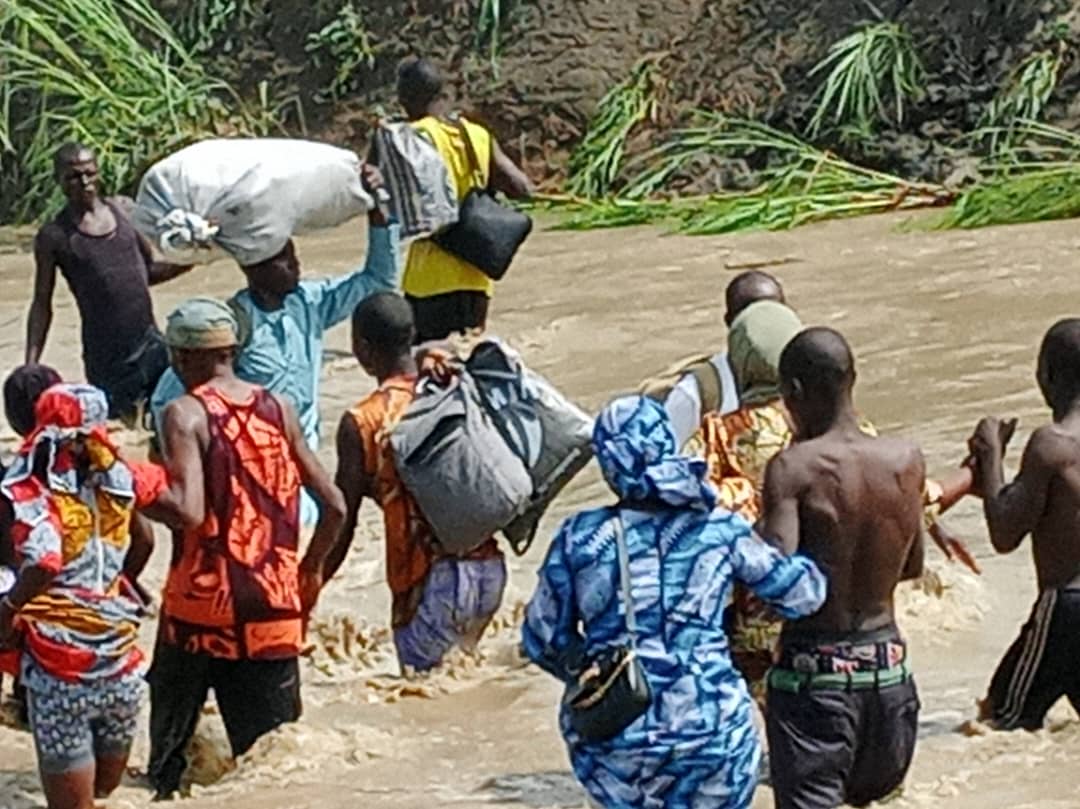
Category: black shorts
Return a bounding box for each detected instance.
[86,327,170,422]
[767,677,919,809]
[984,588,1080,730]
[406,290,490,344]
[147,639,301,798]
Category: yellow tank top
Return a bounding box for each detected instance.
[403,116,495,298]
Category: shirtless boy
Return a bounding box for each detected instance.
[759,327,925,809]
[970,318,1080,730]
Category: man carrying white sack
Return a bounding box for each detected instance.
[151,164,401,523]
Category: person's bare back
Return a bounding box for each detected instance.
[761,327,924,809]
[766,431,925,637]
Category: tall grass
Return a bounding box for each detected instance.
[979,48,1063,155]
[306,2,377,102]
[807,22,924,137]
[565,61,659,198]
[0,0,270,223]
[476,0,502,72]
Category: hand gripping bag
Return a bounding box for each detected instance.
[466,340,594,555]
[133,138,374,266]
[390,372,533,556]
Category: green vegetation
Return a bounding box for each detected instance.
[565,61,659,198]
[544,117,951,235]
[0,0,269,223]
[979,48,1063,155]
[934,122,1080,229]
[173,0,254,54]
[807,22,924,138]
[476,0,503,71]
[305,2,377,102]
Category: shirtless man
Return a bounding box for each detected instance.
[970,318,1080,730]
[760,328,924,809]
[27,143,192,422]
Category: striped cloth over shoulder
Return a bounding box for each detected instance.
[371,122,458,240]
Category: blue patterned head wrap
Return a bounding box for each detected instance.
[593,395,717,510]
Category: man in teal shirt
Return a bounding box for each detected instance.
[151,168,400,522]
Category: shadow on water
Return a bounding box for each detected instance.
[476,772,586,807]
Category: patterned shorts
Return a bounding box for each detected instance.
[394,556,508,672]
[25,666,144,774]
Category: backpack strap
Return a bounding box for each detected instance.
[640,354,724,416]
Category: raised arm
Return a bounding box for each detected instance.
[320,414,372,583]
[973,421,1057,554]
[113,195,193,286]
[26,229,59,365]
[489,140,532,200]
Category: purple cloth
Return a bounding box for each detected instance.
[394,556,508,672]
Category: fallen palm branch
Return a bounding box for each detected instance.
[548,117,952,234]
[935,168,1080,230]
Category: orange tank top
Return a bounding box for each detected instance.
[162,385,303,660]
[349,374,500,628]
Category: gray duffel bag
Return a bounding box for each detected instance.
[390,373,533,556]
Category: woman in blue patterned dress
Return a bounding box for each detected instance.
[522,395,827,809]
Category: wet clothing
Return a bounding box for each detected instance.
[406,290,490,343]
[983,587,1080,730]
[42,202,165,418]
[2,384,164,685]
[348,375,503,666]
[160,385,302,661]
[151,225,400,523]
[394,556,507,672]
[25,660,143,775]
[403,116,495,301]
[767,629,919,809]
[522,396,827,809]
[148,641,300,798]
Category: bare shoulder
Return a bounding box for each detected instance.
[764,442,813,489]
[1026,424,1078,468]
[163,394,204,428]
[870,434,924,480]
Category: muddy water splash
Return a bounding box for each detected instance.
[1,212,1079,808]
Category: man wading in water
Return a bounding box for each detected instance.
[760,328,924,809]
[970,318,1080,730]
[26,143,193,423]
[397,57,532,343]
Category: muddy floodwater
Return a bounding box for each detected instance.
[2,212,1080,809]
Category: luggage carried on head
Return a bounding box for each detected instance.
[466,339,594,555]
[390,372,533,557]
[370,122,458,241]
[133,138,374,266]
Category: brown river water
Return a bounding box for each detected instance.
[1,212,1080,808]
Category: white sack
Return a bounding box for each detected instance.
[133,138,374,266]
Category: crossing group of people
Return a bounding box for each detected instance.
[0,54,1076,809]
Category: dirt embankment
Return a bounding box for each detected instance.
[165,0,1080,184]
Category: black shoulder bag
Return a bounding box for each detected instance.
[432,117,533,281]
[565,514,652,742]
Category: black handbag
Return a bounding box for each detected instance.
[431,117,533,281]
[565,514,652,742]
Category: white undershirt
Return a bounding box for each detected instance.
[664,351,739,447]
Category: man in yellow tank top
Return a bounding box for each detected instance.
[397,58,532,343]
